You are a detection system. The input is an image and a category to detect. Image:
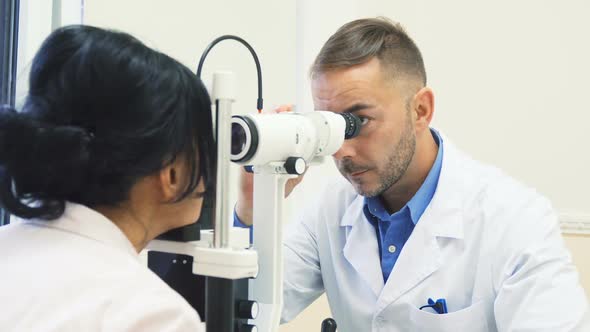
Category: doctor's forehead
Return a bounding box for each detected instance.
[311,81,376,112]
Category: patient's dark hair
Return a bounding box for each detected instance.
[0,25,215,220]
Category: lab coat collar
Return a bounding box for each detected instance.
[339,133,464,236]
[23,202,139,258]
[423,134,465,240]
[341,195,385,297]
[340,133,466,305]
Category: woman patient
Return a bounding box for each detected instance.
[0,25,214,331]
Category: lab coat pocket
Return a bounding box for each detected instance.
[408,300,489,332]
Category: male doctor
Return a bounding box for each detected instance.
[235,17,589,331]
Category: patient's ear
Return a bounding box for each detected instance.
[158,162,182,201]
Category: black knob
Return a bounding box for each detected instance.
[239,324,258,332]
[340,112,361,139]
[284,157,306,175]
[321,318,337,332]
[237,300,259,319]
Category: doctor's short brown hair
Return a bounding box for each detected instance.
[311,17,427,87]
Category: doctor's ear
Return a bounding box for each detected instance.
[411,87,435,132]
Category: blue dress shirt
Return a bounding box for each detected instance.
[234,129,444,282]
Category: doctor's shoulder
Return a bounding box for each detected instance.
[457,156,557,245]
[457,157,568,271]
[459,159,589,329]
[468,162,556,232]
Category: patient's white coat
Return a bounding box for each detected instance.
[0,202,203,332]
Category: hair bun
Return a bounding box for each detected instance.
[1,104,92,163]
[0,104,92,218]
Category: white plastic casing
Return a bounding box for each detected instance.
[211,71,236,101]
[145,227,257,280]
[232,111,345,165]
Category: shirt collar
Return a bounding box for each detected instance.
[23,202,139,258]
[365,128,444,225]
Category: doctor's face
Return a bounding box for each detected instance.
[312,58,417,197]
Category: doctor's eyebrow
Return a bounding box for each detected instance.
[341,103,374,114]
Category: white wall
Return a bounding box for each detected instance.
[16,0,83,106]
[388,1,590,215]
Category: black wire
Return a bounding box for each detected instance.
[196,35,263,111]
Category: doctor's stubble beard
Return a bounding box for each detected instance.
[336,112,416,198]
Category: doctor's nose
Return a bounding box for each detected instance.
[333,139,356,161]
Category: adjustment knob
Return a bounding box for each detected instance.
[239,324,258,332]
[284,157,306,175]
[237,300,259,319]
[321,318,337,332]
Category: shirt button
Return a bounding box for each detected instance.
[375,316,386,326]
[388,245,396,253]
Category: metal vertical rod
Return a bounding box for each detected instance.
[251,172,291,331]
[0,0,20,226]
[51,0,61,30]
[213,99,232,248]
[0,0,19,106]
[205,277,235,332]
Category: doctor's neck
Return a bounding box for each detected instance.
[379,131,438,214]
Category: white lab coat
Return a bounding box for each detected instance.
[0,202,204,332]
[282,135,589,332]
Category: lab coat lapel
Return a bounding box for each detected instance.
[375,209,443,313]
[341,195,384,298]
[375,137,466,313]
